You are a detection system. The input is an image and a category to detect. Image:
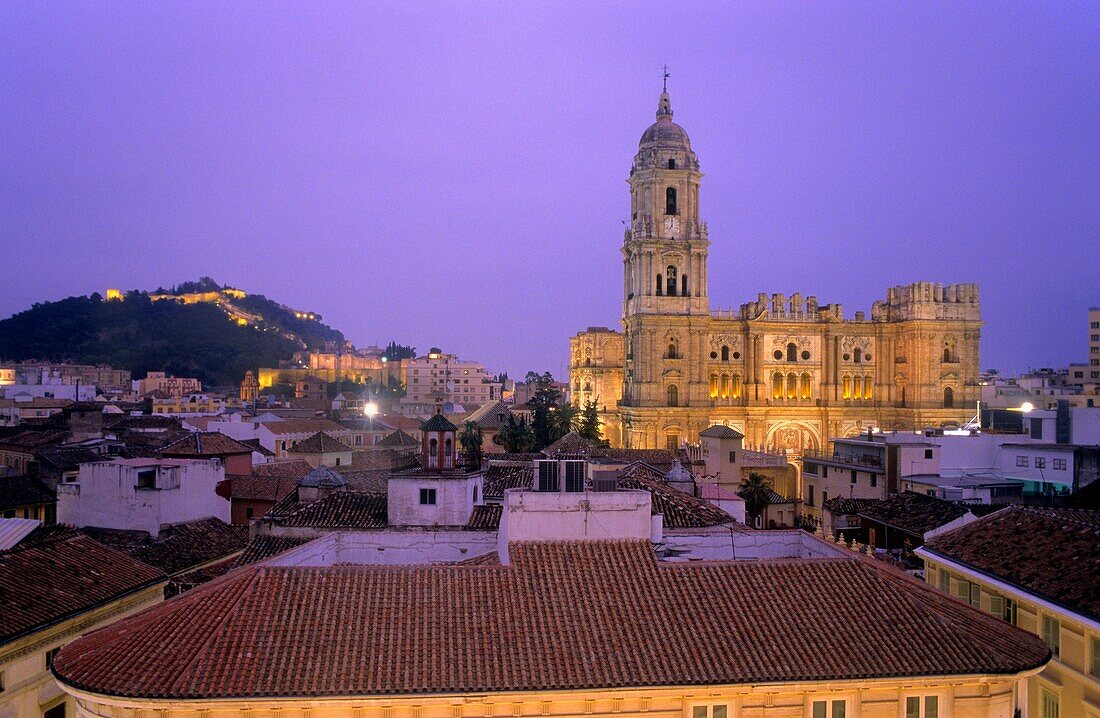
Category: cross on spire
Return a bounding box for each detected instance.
[662,64,670,92]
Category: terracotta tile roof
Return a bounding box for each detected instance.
[489,452,544,463]
[233,535,311,567]
[699,424,744,438]
[542,431,598,457]
[249,459,314,479]
[858,491,969,537]
[0,475,55,512]
[0,531,164,645]
[54,540,1050,699]
[159,432,254,457]
[465,503,502,530]
[465,400,512,429]
[166,555,239,598]
[420,413,458,432]
[33,446,103,472]
[238,438,275,457]
[377,428,419,447]
[737,487,793,505]
[0,428,69,452]
[335,468,389,493]
[349,448,418,471]
[483,464,533,499]
[81,518,248,576]
[615,469,734,528]
[923,506,1100,621]
[287,431,352,454]
[822,497,881,515]
[226,474,300,503]
[105,415,182,431]
[275,491,388,529]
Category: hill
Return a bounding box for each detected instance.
[0,279,344,387]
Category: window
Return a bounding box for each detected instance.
[729,451,736,463]
[968,582,980,608]
[721,345,730,361]
[1016,456,1029,467]
[1041,689,1059,718]
[1054,458,1067,470]
[564,460,585,492]
[666,384,679,407]
[853,348,862,364]
[1090,635,1100,678]
[665,186,678,215]
[0,669,4,693]
[246,507,254,519]
[937,568,949,593]
[44,705,66,718]
[135,469,156,490]
[806,484,815,507]
[666,266,678,296]
[1035,457,1046,469]
[925,449,934,459]
[668,158,677,169]
[906,696,938,718]
[1042,615,1060,656]
[419,488,437,505]
[870,473,877,488]
[682,274,689,296]
[692,706,727,718]
[812,699,846,718]
[787,343,798,362]
[473,485,479,503]
[46,646,60,669]
[943,386,953,408]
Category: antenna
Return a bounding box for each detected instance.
[662,64,670,92]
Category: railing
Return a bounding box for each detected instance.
[801,449,883,469]
[742,450,789,467]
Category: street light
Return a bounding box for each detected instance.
[365,401,378,445]
[1019,402,1034,413]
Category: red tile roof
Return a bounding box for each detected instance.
[0,531,164,645]
[287,431,353,454]
[159,431,254,457]
[615,467,734,529]
[54,540,1049,700]
[80,518,248,576]
[858,491,969,537]
[923,506,1100,621]
[465,503,502,530]
[273,491,388,529]
[232,535,312,567]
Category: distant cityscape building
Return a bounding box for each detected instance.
[398,350,501,414]
[135,371,202,397]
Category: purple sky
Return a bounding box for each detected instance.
[2,2,1098,379]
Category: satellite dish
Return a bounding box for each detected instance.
[443,402,455,414]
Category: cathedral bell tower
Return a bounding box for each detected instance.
[622,84,709,318]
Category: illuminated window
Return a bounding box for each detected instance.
[666,384,679,407]
[692,706,727,718]
[943,386,954,408]
[1041,689,1059,718]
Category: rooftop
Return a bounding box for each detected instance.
[159,431,254,456]
[288,431,353,454]
[54,540,1049,700]
[922,506,1100,622]
[0,529,165,646]
[858,491,970,537]
[80,517,248,576]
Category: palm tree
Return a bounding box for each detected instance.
[739,472,773,528]
[459,421,483,468]
[550,403,582,440]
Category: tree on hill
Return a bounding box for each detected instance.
[382,341,416,362]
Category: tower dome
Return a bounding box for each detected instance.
[637,90,692,152]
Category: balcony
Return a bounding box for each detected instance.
[801,449,884,470]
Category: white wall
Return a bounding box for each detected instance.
[60,459,229,535]
[498,489,653,563]
[387,474,481,527]
[264,530,497,566]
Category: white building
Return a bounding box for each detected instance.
[58,458,229,535]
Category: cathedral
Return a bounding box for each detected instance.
[570,85,982,451]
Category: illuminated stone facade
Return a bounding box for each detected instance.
[571,88,982,451]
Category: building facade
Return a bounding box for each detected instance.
[571,87,982,451]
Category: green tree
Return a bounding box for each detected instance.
[459,421,484,468]
[383,341,416,362]
[550,402,581,441]
[577,399,603,442]
[739,472,773,527]
[493,414,536,453]
[525,372,563,449]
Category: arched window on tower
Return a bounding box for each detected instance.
[800,373,812,400]
[721,345,730,362]
[854,348,863,364]
[681,274,688,296]
[732,374,742,399]
[943,387,954,409]
[655,274,663,296]
[666,266,677,296]
[666,384,679,407]
[772,372,783,400]
[786,373,797,400]
[665,187,678,215]
[863,376,873,400]
[720,373,730,399]
[709,373,719,399]
[787,343,798,362]
[668,158,677,170]
[666,341,678,359]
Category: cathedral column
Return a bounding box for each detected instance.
[822,331,831,405]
